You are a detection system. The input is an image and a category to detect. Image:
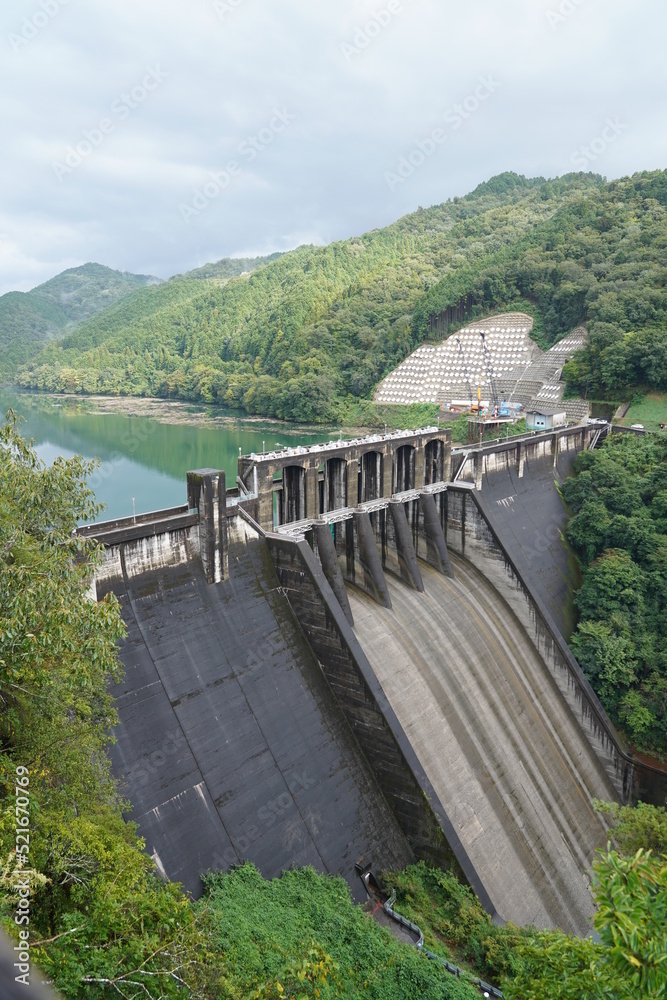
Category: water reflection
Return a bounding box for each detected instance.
[0,390,330,522]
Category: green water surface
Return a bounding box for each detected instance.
[0,390,329,523]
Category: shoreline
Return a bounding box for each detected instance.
[3,387,451,439]
[0,387,478,446]
[2,388,344,435]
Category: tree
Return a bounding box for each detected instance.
[575,549,647,621]
[0,413,221,999]
[593,801,667,856]
[506,848,667,1000]
[566,499,611,564]
[563,435,667,757]
[570,619,638,709]
[595,849,667,997]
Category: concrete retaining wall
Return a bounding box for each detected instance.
[450,425,595,488]
[93,524,200,598]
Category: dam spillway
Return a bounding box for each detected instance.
[348,554,614,934]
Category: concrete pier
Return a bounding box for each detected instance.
[388,500,424,592]
[354,510,392,609]
[314,520,354,626]
[420,490,453,577]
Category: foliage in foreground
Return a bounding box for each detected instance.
[562,432,667,756]
[0,414,220,998]
[200,862,479,1000]
[507,848,667,1000]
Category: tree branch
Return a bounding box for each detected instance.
[32,926,82,947]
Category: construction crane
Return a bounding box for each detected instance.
[455,337,478,413]
[479,332,501,418]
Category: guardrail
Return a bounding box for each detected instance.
[450,421,604,455]
[359,870,503,998]
[76,509,199,546]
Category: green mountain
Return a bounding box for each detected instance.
[177,252,284,282]
[0,262,160,374]
[0,256,285,378]
[16,170,667,420]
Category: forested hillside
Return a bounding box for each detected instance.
[0,257,283,378]
[16,169,667,422]
[0,262,160,374]
[178,251,283,282]
[563,432,667,758]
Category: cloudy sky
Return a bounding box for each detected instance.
[1,0,665,295]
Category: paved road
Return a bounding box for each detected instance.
[349,554,616,934]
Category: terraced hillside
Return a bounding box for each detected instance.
[374,312,589,422]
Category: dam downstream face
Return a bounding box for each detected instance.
[348,554,615,935]
[105,518,412,900]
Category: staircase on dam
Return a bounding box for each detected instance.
[348,554,614,935]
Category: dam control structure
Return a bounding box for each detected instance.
[81,421,667,935]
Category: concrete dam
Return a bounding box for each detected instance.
[82,422,667,933]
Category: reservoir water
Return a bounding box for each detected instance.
[0,390,329,523]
